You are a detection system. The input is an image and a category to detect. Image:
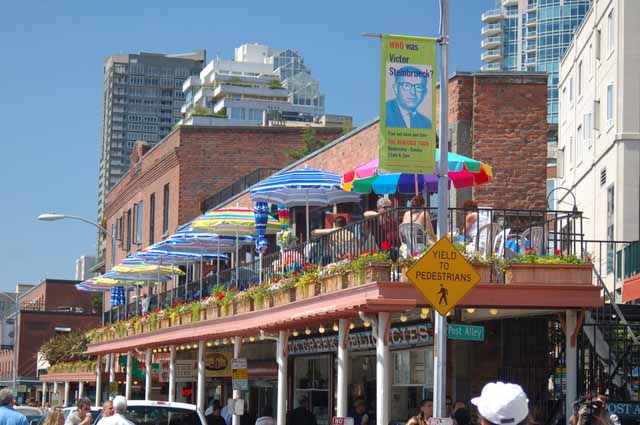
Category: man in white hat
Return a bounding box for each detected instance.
[471,382,530,425]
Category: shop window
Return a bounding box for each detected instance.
[390,348,434,422]
[294,356,329,425]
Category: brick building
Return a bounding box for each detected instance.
[104,125,343,271]
[0,279,100,402]
[223,71,549,212]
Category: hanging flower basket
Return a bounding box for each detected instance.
[348,261,392,287]
[505,263,592,285]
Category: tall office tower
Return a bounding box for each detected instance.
[481,0,591,135]
[96,50,205,265]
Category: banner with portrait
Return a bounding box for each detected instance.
[379,34,437,174]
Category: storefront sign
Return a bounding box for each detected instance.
[332,418,354,425]
[206,352,232,378]
[175,360,197,383]
[288,323,433,355]
[447,324,484,341]
[608,402,640,419]
[379,34,437,174]
[407,237,481,316]
[232,357,248,391]
[428,418,453,425]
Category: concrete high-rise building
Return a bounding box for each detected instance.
[480,0,591,149]
[96,50,206,264]
[75,255,96,280]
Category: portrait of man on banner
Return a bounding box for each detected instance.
[385,64,433,129]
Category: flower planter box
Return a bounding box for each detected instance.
[217,303,233,317]
[505,263,593,285]
[236,298,253,314]
[253,295,271,311]
[272,288,296,306]
[180,314,191,325]
[349,262,392,287]
[321,273,348,292]
[126,328,135,337]
[296,282,320,300]
[206,306,217,320]
[159,318,170,329]
[473,263,493,284]
[200,309,208,321]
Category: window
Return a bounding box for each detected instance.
[557,148,565,179]
[607,10,615,52]
[149,193,155,245]
[595,29,601,60]
[569,77,574,105]
[125,209,132,252]
[584,112,593,148]
[606,83,614,125]
[162,183,170,235]
[576,125,583,164]
[134,202,143,245]
[588,44,593,78]
[577,61,583,97]
[111,223,117,267]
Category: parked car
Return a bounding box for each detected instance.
[62,406,103,425]
[92,400,206,425]
[15,406,46,425]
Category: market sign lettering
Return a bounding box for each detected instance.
[608,402,640,419]
[288,324,433,355]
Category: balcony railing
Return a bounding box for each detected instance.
[481,36,502,49]
[102,206,609,325]
[200,168,280,213]
[482,9,504,23]
[481,63,501,72]
[481,49,502,62]
[481,23,503,36]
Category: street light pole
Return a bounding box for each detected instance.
[12,292,20,396]
[37,213,108,236]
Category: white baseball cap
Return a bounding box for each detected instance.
[471,382,529,425]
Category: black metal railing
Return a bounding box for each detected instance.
[104,206,616,322]
[200,168,279,213]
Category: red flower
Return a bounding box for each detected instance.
[525,248,535,255]
[554,249,561,256]
[381,241,391,251]
[152,308,160,314]
[215,292,225,300]
[291,271,299,276]
[361,250,369,256]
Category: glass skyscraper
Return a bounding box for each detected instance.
[481,0,591,124]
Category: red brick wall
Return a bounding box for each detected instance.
[17,312,101,378]
[20,280,94,313]
[471,74,548,209]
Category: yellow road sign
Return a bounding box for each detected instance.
[406,237,481,316]
[232,368,249,380]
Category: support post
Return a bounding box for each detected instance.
[109,353,116,399]
[95,355,102,407]
[78,381,84,400]
[42,382,47,407]
[197,340,206,413]
[169,345,176,402]
[63,381,70,407]
[145,348,152,401]
[276,331,289,425]
[53,382,59,407]
[376,313,391,425]
[566,310,578,425]
[434,0,450,418]
[233,336,242,425]
[125,351,133,400]
[337,319,350,418]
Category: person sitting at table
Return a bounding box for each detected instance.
[402,195,436,241]
[463,199,489,242]
[329,216,357,258]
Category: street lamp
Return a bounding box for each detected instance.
[37,213,107,236]
[546,187,578,212]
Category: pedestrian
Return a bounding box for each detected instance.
[96,396,133,425]
[102,400,114,418]
[287,395,317,425]
[0,389,28,425]
[569,396,620,425]
[407,399,433,425]
[349,399,371,425]
[220,401,232,425]
[43,409,65,425]
[471,382,529,425]
[452,407,471,425]
[64,397,93,425]
[140,293,150,315]
[205,400,227,425]
[239,400,253,425]
[255,406,275,425]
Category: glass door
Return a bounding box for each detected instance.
[294,355,331,425]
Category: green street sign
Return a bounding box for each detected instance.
[447,324,484,341]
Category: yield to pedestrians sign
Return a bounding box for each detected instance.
[406,237,480,316]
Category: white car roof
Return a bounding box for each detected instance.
[124,400,197,411]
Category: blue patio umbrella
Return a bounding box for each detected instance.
[250,168,362,241]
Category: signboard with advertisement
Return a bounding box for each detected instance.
[205,352,232,378]
[288,323,433,355]
[379,34,437,174]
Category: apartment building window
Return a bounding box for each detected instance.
[134,202,143,245]
[577,61,583,97]
[125,209,132,252]
[116,216,124,247]
[588,44,593,78]
[557,148,565,179]
[595,30,601,60]
[162,183,170,235]
[111,224,117,267]
[607,10,615,52]
[149,193,156,245]
[606,83,614,126]
[576,125,583,164]
[584,112,593,148]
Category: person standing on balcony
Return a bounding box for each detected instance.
[463,200,489,242]
[140,293,150,316]
[402,195,436,241]
[365,196,400,259]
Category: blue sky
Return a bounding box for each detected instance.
[0,0,490,291]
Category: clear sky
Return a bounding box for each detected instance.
[0,0,491,291]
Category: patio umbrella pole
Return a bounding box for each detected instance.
[235,229,239,285]
[199,255,203,299]
[259,252,263,285]
[216,243,220,286]
[305,191,310,243]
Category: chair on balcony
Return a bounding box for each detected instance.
[475,223,502,258]
[521,226,545,255]
[399,222,427,258]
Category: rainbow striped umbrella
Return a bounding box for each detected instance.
[191,208,280,235]
[341,151,493,194]
[112,264,185,276]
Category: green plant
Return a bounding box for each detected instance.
[349,250,392,279]
[268,79,283,89]
[40,332,90,366]
[191,301,201,322]
[287,127,328,160]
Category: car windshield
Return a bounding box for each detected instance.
[109,406,200,425]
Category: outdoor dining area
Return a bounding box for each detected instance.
[79,151,592,334]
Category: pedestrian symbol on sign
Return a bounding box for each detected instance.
[437,284,448,305]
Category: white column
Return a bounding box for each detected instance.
[276,331,289,425]
[337,319,350,418]
[63,381,70,407]
[53,382,59,407]
[233,336,243,425]
[376,313,391,425]
[169,345,176,402]
[566,310,578,425]
[125,351,133,400]
[145,349,152,401]
[197,341,206,413]
[41,382,47,407]
[109,353,116,391]
[95,355,102,407]
[78,381,85,399]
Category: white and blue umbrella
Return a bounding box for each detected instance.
[250,168,362,241]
